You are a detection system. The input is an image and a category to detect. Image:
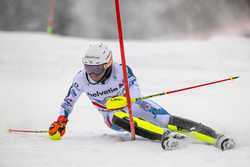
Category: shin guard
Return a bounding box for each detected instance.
[112,111,165,140]
[168,115,218,144]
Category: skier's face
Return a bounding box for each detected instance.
[84,56,113,82]
[85,64,106,76]
[85,64,106,81]
[85,63,112,82]
[89,72,105,82]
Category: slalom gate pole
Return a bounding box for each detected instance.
[114,0,136,140]
[47,0,56,34]
[136,76,239,101]
[8,129,48,133]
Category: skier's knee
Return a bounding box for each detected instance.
[136,100,170,117]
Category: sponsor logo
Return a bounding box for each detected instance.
[85,55,99,59]
[129,78,136,86]
[87,87,119,97]
[64,98,73,105]
[119,83,123,88]
[70,88,77,97]
[73,82,80,91]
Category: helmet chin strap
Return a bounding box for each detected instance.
[86,66,112,85]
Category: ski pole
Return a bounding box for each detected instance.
[8,128,48,133]
[106,76,239,110]
[136,76,239,101]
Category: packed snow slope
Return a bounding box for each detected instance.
[0,32,250,167]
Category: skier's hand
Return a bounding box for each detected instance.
[49,115,68,137]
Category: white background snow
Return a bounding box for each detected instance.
[0,32,250,167]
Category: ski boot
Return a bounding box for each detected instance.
[161,130,185,150]
[216,135,236,151]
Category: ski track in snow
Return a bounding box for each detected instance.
[0,32,250,167]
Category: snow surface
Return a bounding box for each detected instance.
[0,32,250,167]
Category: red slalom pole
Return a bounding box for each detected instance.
[47,0,56,34]
[114,0,135,140]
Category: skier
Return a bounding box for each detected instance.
[49,43,235,151]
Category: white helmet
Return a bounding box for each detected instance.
[83,43,112,65]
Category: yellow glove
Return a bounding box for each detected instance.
[105,96,136,110]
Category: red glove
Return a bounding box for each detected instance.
[49,115,68,137]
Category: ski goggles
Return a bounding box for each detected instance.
[84,64,106,75]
